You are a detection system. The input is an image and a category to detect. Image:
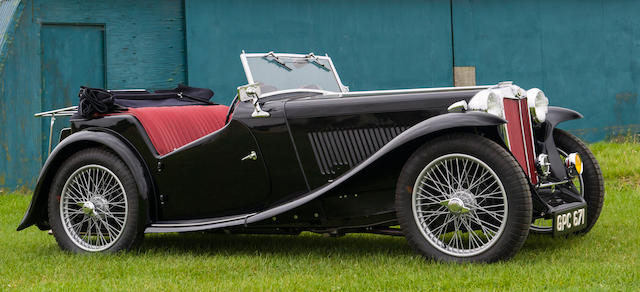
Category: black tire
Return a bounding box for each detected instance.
[553,129,605,234]
[48,148,145,253]
[396,133,532,263]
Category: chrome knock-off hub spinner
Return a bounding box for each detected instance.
[79,201,98,217]
[441,190,475,214]
[441,197,470,214]
[452,190,476,207]
[92,196,109,213]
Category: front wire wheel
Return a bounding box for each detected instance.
[412,154,508,257]
[396,133,532,263]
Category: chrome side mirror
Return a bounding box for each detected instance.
[237,83,270,118]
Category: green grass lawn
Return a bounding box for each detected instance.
[1,143,639,291]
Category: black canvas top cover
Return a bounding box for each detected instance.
[76,84,216,118]
[113,84,215,108]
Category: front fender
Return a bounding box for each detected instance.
[546,106,583,129]
[246,111,506,224]
[17,130,150,231]
[537,107,584,181]
[381,111,507,146]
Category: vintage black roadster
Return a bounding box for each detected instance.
[18,52,604,262]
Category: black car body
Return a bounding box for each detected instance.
[18,52,604,262]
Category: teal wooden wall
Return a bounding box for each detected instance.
[0,0,186,189]
[452,0,640,142]
[40,24,106,160]
[185,0,640,142]
[1,0,639,190]
[185,0,454,103]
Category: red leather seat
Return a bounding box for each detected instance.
[125,105,229,155]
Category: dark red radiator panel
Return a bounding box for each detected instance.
[503,98,538,184]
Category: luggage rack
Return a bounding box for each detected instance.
[34,106,78,156]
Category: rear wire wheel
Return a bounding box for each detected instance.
[396,133,532,262]
[48,148,145,252]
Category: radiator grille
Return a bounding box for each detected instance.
[503,98,538,184]
[308,127,407,175]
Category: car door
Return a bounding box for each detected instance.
[154,121,270,220]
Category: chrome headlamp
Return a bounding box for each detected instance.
[468,89,504,118]
[526,88,549,123]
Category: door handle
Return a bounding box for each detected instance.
[241,151,258,161]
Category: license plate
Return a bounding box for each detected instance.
[553,206,587,236]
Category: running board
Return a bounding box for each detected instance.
[144,213,255,233]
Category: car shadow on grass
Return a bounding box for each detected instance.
[135,232,415,257]
[520,233,590,256]
[132,230,582,259]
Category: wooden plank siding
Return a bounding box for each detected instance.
[0,0,186,190]
[452,0,640,142]
[185,0,454,104]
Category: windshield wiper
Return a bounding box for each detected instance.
[305,53,331,71]
[264,51,292,71]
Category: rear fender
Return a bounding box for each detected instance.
[16,130,151,231]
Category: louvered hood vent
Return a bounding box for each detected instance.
[308,127,407,175]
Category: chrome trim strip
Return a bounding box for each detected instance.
[517,100,532,177]
[240,50,254,84]
[260,88,333,98]
[144,218,248,233]
[325,85,493,98]
[250,85,495,100]
[524,98,539,182]
[149,213,255,228]
[325,53,348,92]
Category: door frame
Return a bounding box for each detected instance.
[40,22,108,92]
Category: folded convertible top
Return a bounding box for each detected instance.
[76,84,216,118]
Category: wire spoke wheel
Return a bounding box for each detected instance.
[60,164,128,251]
[412,154,508,257]
[531,148,584,232]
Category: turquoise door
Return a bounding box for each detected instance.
[40,24,106,162]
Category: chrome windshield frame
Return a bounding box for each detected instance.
[240,51,349,93]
